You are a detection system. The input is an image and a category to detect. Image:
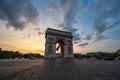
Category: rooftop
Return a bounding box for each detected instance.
[47,28,72,34]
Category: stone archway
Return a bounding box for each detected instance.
[44,28,74,58]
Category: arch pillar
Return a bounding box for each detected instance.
[44,43,56,58]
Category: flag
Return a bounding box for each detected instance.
[56,44,61,51]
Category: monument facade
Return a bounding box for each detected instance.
[44,28,74,58]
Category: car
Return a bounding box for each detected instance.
[115,56,120,60]
[29,56,35,60]
[96,57,103,59]
[104,57,115,60]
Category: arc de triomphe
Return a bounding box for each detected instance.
[44,28,74,58]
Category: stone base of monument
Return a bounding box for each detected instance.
[44,54,56,58]
[65,54,74,58]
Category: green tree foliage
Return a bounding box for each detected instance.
[0,48,43,59]
[86,52,120,59]
[74,49,120,60]
[74,54,85,59]
[0,50,22,59]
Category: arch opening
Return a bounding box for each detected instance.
[56,40,64,58]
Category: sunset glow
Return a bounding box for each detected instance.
[0,0,120,54]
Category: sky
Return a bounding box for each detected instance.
[0,0,120,55]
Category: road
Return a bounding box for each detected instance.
[0,59,120,80]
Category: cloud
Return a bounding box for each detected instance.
[22,33,31,39]
[0,0,39,30]
[38,31,45,36]
[78,42,89,46]
[58,0,120,45]
[34,27,40,30]
[59,0,81,41]
[73,32,81,41]
[47,0,60,12]
[48,0,81,42]
[61,0,77,29]
[34,27,45,36]
[26,33,31,38]
[84,34,92,40]
[92,0,120,42]
[47,0,84,44]
[47,0,120,46]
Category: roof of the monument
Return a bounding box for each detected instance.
[46,28,72,34]
[45,28,73,38]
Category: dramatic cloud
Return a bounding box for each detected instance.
[0,0,39,30]
[48,0,120,46]
[79,0,120,46]
[93,0,120,42]
[78,42,89,46]
[59,0,81,41]
[84,34,92,41]
[47,0,60,12]
[48,0,81,41]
